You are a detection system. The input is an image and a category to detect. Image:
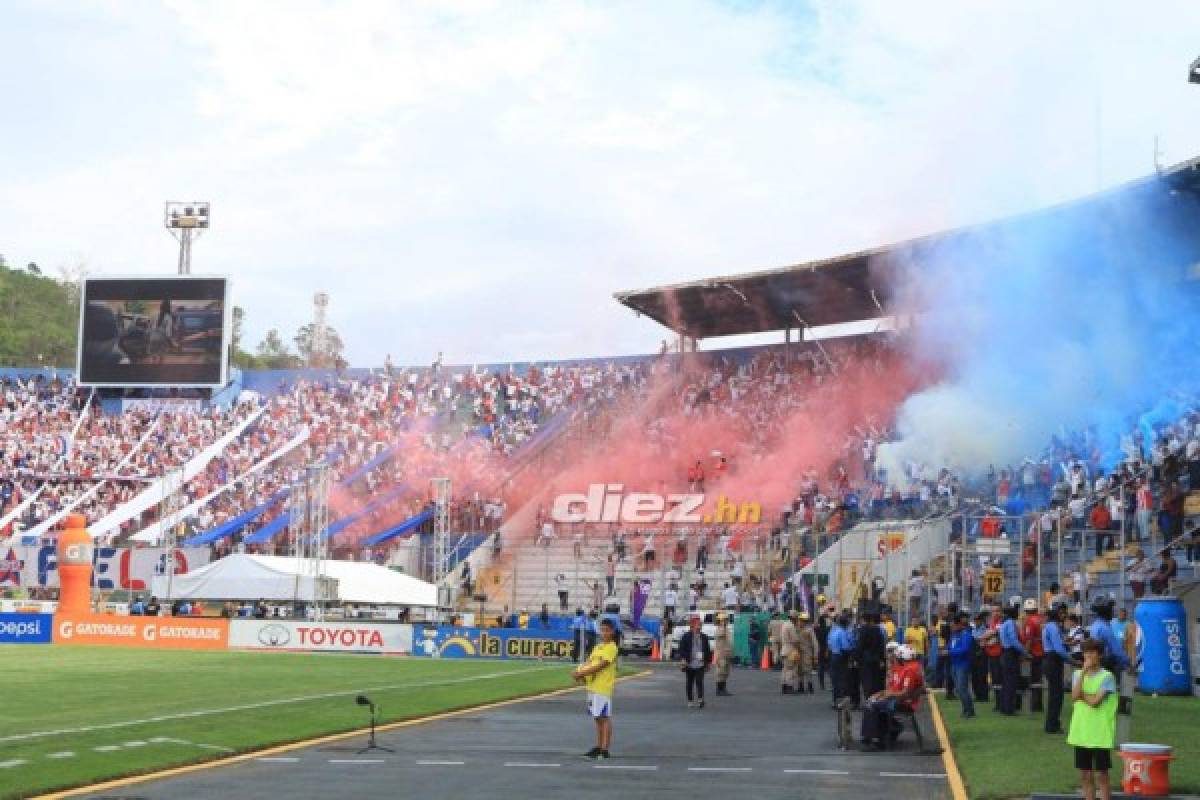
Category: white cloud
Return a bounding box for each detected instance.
[3,0,1200,365]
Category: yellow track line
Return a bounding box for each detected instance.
[928,691,969,800]
[33,669,652,800]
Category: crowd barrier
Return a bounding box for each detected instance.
[229,619,413,654]
[0,612,53,644]
[411,625,573,659]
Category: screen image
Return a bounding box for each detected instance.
[77,277,230,387]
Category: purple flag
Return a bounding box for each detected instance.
[631,578,651,629]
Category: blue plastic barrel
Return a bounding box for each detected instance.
[1135,597,1193,695]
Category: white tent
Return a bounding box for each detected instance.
[152,554,437,607]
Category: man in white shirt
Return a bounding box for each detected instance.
[722,582,739,610]
[663,585,678,625]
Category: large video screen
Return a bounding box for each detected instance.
[77,277,230,387]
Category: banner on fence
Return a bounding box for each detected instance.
[411,625,573,659]
[0,545,210,590]
[53,613,229,650]
[0,613,53,644]
[229,619,412,654]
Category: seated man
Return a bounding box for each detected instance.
[860,644,925,751]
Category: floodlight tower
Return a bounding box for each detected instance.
[164,202,211,275]
[287,464,330,619]
[1189,54,1200,84]
[431,477,451,589]
[312,292,329,367]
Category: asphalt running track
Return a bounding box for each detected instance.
[80,664,952,800]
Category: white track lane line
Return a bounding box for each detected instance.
[0,666,559,744]
[593,765,657,771]
[503,762,560,767]
[784,769,849,775]
[417,760,465,766]
[878,772,947,778]
[328,759,386,764]
[687,767,753,772]
[256,757,300,763]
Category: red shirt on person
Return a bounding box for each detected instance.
[1088,503,1111,531]
[889,659,925,710]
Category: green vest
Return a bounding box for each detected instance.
[1067,668,1117,750]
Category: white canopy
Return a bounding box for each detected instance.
[153,554,437,607]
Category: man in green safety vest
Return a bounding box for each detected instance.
[1067,639,1118,800]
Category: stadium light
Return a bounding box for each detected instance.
[1190,55,1200,84]
[164,201,211,275]
[354,695,394,755]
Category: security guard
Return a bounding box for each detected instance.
[779,611,800,694]
[1022,598,1045,713]
[767,612,783,670]
[998,600,1026,715]
[1087,598,1130,686]
[828,612,853,708]
[1041,604,1071,734]
[714,613,735,696]
[796,612,819,695]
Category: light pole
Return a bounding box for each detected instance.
[164,202,211,275]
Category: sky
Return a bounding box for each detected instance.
[3,0,1200,367]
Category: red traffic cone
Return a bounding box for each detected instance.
[760,646,771,671]
[650,638,661,661]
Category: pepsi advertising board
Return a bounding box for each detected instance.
[0,613,53,644]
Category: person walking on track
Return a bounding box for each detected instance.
[678,614,713,709]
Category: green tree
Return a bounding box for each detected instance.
[0,267,79,366]
[293,323,346,369]
[255,328,301,369]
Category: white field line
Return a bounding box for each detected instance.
[1,666,559,744]
[46,752,75,760]
[0,760,28,769]
[784,769,849,775]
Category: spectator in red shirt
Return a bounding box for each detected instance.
[1089,501,1113,557]
[860,645,925,750]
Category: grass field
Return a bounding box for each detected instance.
[937,691,1200,799]
[0,647,595,799]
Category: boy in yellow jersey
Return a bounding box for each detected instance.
[572,618,618,759]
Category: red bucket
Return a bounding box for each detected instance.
[1119,744,1174,797]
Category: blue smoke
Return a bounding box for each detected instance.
[876,168,1200,478]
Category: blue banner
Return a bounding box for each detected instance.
[411,625,573,659]
[0,613,53,644]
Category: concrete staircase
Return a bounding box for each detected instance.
[466,533,775,619]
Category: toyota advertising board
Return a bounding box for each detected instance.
[229,620,413,655]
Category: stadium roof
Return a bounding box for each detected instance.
[615,155,1200,339]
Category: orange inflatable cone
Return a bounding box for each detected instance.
[650,638,661,661]
[760,646,771,671]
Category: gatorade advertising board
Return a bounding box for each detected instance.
[53,614,229,650]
